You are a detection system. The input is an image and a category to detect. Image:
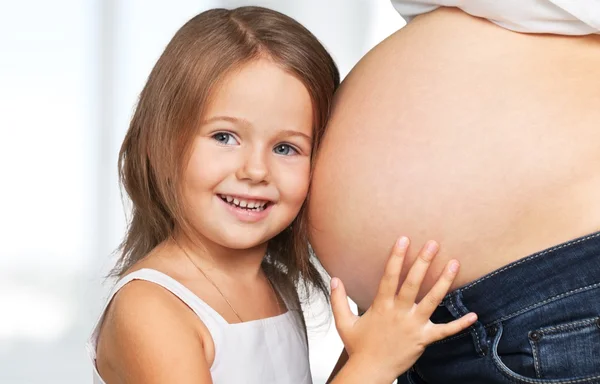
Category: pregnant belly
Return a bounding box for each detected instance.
[308,8,600,309]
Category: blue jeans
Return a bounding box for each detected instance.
[398,231,600,384]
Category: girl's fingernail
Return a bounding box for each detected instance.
[397,237,409,248]
[468,313,478,322]
[331,278,339,290]
[449,261,460,273]
[426,241,439,253]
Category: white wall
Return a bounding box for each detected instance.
[0,1,404,382]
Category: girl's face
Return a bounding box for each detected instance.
[183,59,313,250]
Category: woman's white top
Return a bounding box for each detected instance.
[391,0,600,35]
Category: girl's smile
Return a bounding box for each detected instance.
[216,193,274,223]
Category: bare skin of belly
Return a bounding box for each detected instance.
[308,7,600,310]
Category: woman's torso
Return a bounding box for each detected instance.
[309,7,600,309]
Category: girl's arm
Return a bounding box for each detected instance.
[326,348,349,384]
[328,237,477,383]
[96,280,214,383]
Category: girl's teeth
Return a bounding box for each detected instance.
[220,195,268,210]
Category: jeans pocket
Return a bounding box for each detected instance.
[404,366,428,384]
[491,321,600,384]
[529,316,600,379]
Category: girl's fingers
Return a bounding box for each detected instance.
[330,277,358,333]
[427,313,478,344]
[396,240,439,308]
[373,237,409,308]
[415,260,460,318]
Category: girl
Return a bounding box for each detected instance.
[86,6,477,383]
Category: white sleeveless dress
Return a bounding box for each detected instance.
[86,268,313,384]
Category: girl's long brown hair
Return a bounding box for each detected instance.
[112,6,339,306]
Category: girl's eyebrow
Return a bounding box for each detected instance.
[201,115,251,126]
[277,130,312,141]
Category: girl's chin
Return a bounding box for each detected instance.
[218,234,271,251]
[219,229,291,251]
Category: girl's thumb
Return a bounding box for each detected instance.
[330,277,357,333]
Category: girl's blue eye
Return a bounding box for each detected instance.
[273,144,298,156]
[212,132,238,145]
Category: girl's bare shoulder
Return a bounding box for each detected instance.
[95,277,214,383]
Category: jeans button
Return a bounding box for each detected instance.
[529,331,542,342]
[488,325,498,338]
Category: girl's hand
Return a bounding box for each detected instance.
[330,237,477,382]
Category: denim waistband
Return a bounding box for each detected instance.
[433,231,600,327]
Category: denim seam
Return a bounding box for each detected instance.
[430,329,471,345]
[413,363,428,383]
[473,324,485,356]
[495,283,600,324]
[529,317,600,381]
[449,296,472,347]
[530,339,543,378]
[447,294,459,317]
[492,363,522,384]
[537,316,599,334]
[490,325,521,384]
[459,232,600,292]
[449,294,486,356]
[492,324,600,384]
[495,366,600,384]
[432,287,599,346]
[530,316,600,379]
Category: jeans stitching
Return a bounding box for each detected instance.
[449,295,486,356]
[450,295,475,350]
[531,316,600,380]
[496,283,600,323]
[473,323,485,356]
[459,232,600,292]
[432,287,599,347]
[530,338,543,378]
[413,364,428,383]
[492,324,600,384]
[538,317,599,334]
[430,329,471,345]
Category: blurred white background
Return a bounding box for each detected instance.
[0,1,404,382]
